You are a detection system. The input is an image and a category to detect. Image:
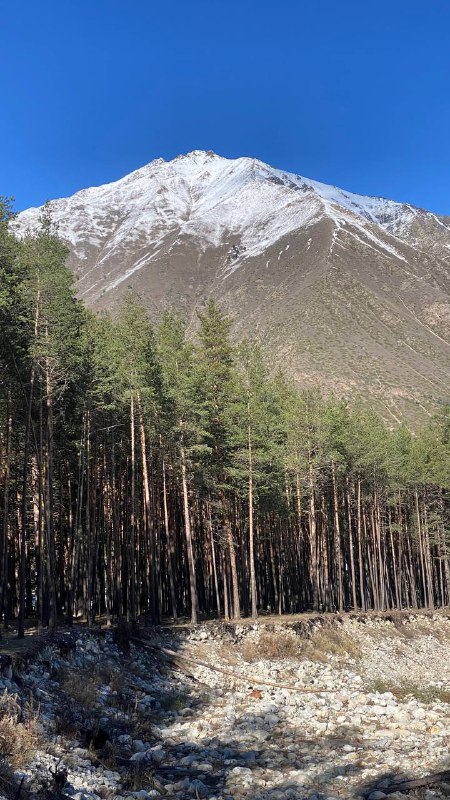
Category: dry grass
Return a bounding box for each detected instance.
[0,758,18,800]
[61,661,128,710]
[122,763,163,794]
[391,617,434,639]
[58,665,133,743]
[213,642,240,667]
[242,626,361,664]
[381,615,450,644]
[0,693,38,769]
[300,628,362,663]
[367,677,450,704]
[108,670,127,695]
[62,671,102,710]
[158,690,191,712]
[242,631,300,662]
[96,740,121,771]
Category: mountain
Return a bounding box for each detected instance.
[15,150,450,423]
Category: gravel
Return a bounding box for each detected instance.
[2,614,450,800]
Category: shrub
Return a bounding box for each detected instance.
[242,631,300,662]
[242,626,361,664]
[0,692,37,769]
[300,628,362,662]
[62,671,101,709]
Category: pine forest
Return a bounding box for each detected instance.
[1,199,450,636]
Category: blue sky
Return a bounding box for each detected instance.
[2,0,450,212]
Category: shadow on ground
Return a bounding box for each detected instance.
[126,628,450,800]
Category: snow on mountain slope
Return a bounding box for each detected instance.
[15,150,422,285]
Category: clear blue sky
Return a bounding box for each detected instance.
[2,0,450,212]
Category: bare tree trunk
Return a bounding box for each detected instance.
[45,371,57,634]
[331,461,343,612]
[422,500,435,610]
[346,479,357,610]
[162,445,177,620]
[18,288,43,638]
[308,450,318,610]
[180,442,198,624]
[84,411,95,627]
[18,371,35,638]
[356,479,365,611]
[221,491,240,619]
[0,397,12,633]
[129,395,136,623]
[208,503,221,618]
[415,490,428,608]
[248,417,257,619]
[137,395,158,622]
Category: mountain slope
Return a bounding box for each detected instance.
[15,151,450,422]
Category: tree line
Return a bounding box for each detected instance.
[1,198,449,634]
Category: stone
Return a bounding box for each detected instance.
[129,752,149,763]
[148,745,165,763]
[387,794,410,800]
[188,780,208,795]
[369,705,387,716]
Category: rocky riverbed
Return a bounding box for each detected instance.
[1,614,450,800]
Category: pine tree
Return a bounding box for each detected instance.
[157,311,198,623]
[193,300,241,618]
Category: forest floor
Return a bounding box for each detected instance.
[1,612,450,800]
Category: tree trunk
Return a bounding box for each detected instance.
[221,491,240,620]
[331,461,343,612]
[248,417,257,619]
[0,396,12,634]
[129,395,136,623]
[180,442,198,624]
[162,446,177,620]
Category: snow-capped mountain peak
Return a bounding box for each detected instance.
[16,150,424,277]
[12,150,450,422]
